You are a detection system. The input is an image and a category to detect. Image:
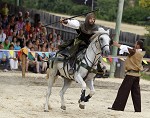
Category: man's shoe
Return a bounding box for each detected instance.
[68,68,74,75]
[108,107,123,111]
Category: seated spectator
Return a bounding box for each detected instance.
[48,42,54,52]
[47,32,53,42]
[25,20,31,33]
[9,44,18,70]
[1,15,8,29]
[57,34,63,45]
[0,27,6,43]
[52,28,57,41]
[24,11,33,24]
[11,36,17,45]
[3,37,10,50]
[0,41,4,49]
[16,16,25,31]
[41,26,47,37]
[3,24,13,41]
[37,46,48,73]
[9,14,16,30]
[12,23,18,37]
[16,29,25,48]
[14,40,21,50]
[0,42,10,72]
[15,11,22,22]
[26,47,40,73]
[33,39,41,51]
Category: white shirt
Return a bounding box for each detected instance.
[0,33,6,42]
[63,19,110,34]
[119,45,142,54]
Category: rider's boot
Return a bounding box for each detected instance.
[68,56,76,75]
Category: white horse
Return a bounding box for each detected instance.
[44,30,111,111]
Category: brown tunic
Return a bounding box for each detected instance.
[125,48,145,77]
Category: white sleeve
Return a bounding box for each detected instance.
[63,19,80,29]
[119,45,132,54]
[2,33,6,42]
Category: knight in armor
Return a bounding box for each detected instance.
[59,13,107,75]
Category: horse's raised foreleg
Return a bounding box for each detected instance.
[75,74,86,109]
[85,79,95,102]
[44,68,57,112]
[60,78,72,110]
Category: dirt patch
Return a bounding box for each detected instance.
[1,71,150,118]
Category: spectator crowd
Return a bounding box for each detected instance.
[0,3,63,73]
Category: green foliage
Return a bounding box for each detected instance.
[123,6,150,24]
[96,0,118,21]
[139,0,150,9]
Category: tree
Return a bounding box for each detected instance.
[139,0,150,9]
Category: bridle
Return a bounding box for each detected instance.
[98,33,110,51]
[85,33,110,66]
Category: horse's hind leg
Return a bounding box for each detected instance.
[44,69,57,112]
[85,79,95,102]
[60,78,72,110]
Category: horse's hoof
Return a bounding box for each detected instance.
[44,109,49,112]
[79,101,85,109]
[79,104,85,109]
[61,106,66,110]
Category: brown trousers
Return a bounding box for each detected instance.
[112,75,141,112]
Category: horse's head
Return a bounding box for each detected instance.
[91,29,111,57]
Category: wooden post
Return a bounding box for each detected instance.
[22,53,26,78]
[109,0,124,78]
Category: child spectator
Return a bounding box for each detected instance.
[14,40,21,50]
[9,44,18,70]
[3,37,10,50]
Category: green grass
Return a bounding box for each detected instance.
[141,73,150,80]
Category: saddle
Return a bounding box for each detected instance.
[58,48,86,70]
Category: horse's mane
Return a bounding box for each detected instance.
[89,28,109,42]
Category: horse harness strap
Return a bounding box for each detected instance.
[76,60,103,75]
[49,57,65,62]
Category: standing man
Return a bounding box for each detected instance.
[108,40,145,112]
[59,13,109,75]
